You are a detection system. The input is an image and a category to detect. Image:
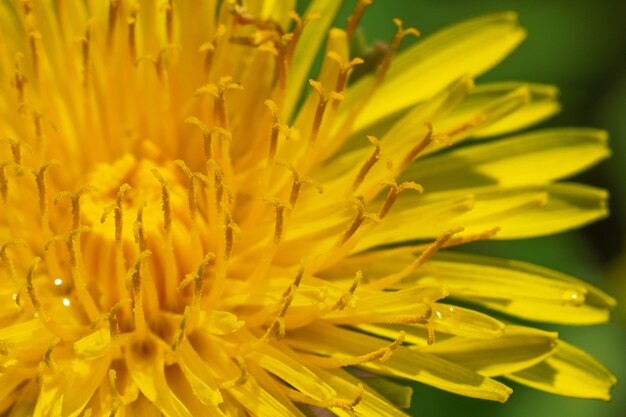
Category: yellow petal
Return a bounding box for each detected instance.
[506,340,617,400]
[446,82,561,138]
[73,327,111,358]
[343,12,526,132]
[403,128,609,191]
[416,252,615,324]
[357,183,608,251]
[176,340,223,406]
[424,325,557,377]
[288,323,512,402]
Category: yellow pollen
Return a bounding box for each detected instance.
[178,251,215,309]
[25,256,44,318]
[54,186,95,231]
[175,160,209,223]
[3,137,30,168]
[0,161,16,202]
[222,204,240,260]
[185,116,212,160]
[133,201,148,252]
[101,183,132,249]
[171,306,191,352]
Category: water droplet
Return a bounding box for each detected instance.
[11,293,17,301]
[562,289,584,305]
[54,278,63,286]
[62,298,71,307]
[436,311,442,319]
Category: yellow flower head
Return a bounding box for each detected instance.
[0,1,617,416]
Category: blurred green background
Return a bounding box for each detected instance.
[295,1,626,416]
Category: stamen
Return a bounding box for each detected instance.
[171,306,190,352]
[25,256,44,318]
[199,25,226,78]
[28,30,42,81]
[54,185,95,231]
[378,180,423,219]
[327,52,364,94]
[175,160,209,223]
[397,120,435,175]
[346,0,373,40]
[107,0,119,49]
[185,116,215,160]
[177,251,215,309]
[264,99,294,162]
[330,270,363,311]
[442,227,501,248]
[3,138,31,172]
[101,184,132,249]
[275,161,323,207]
[162,0,174,44]
[337,197,380,247]
[446,114,486,138]
[36,337,61,384]
[151,169,172,234]
[350,135,387,192]
[107,299,130,337]
[0,161,16,202]
[284,383,364,411]
[133,201,148,252]
[79,26,91,88]
[11,56,27,103]
[328,383,364,410]
[127,4,140,62]
[304,332,405,368]
[32,160,60,225]
[219,356,249,388]
[374,19,420,88]
[195,77,243,130]
[307,80,343,145]
[208,159,233,206]
[367,228,464,290]
[265,198,291,246]
[0,240,27,285]
[127,250,152,337]
[109,369,125,415]
[222,203,240,260]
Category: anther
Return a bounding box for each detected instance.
[79,26,91,88]
[0,161,17,202]
[264,100,294,161]
[177,252,215,307]
[306,332,405,369]
[338,197,380,247]
[127,4,140,62]
[397,120,436,175]
[11,56,28,103]
[308,80,343,145]
[101,184,132,249]
[327,52,364,94]
[26,257,44,318]
[275,161,323,207]
[127,250,151,336]
[0,240,27,285]
[265,198,291,246]
[185,116,213,160]
[331,270,363,311]
[54,185,95,231]
[151,169,172,234]
[195,77,243,130]
[222,204,240,260]
[162,0,174,44]
[199,25,226,78]
[28,30,42,81]
[378,180,423,219]
[446,114,486,138]
[2,137,31,169]
[443,227,501,248]
[33,160,60,222]
[220,356,249,388]
[208,159,233,206]
[107,0,119,49]
[133,201,148,252]
[265,266,304,341]
[346,0,373,40]
[107,299,130,337]
[351,135,385,192]
[171,306,190,352]
[368,228,464,290]
[36,337,61,384]
[175,160,209,223]
[374,19,420,88]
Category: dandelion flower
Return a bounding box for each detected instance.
[0,1,617,416]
